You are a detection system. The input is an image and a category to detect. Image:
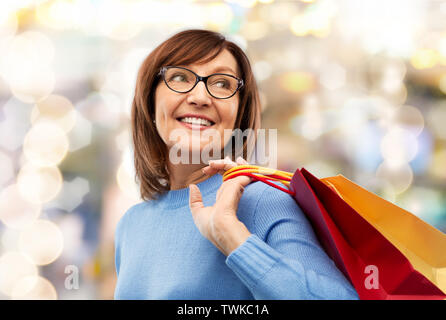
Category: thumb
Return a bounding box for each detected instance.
[189,184,204,214]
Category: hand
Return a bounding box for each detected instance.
[188,156,253,256]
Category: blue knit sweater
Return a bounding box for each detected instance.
[114,173,359,300]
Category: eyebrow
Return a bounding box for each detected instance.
[178,65,238,77]
[211,66,237,76]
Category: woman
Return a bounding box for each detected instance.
[114,29,358,300]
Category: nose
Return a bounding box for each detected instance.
[186,80,212,107]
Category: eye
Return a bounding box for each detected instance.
[169,73,189,82]
[211,79,230,88]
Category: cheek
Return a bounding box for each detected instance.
[155,92,181,126]
[218,102,238,147]
[220,101,238,125]
[154,90,180,144]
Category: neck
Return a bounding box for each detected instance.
[167,161,211,190]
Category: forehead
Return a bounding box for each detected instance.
[183,49,239,76]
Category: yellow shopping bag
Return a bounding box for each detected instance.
[321,175,446,293]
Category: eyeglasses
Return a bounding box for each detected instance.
[158,66,244,99]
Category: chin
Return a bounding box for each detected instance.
[168,141,223,164]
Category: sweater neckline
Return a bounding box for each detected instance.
[158,173,222,210]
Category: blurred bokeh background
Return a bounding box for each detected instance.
[0,0,445,299]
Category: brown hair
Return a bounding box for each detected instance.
[131,29,261,200]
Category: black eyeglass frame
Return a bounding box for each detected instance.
[158,66,244,99]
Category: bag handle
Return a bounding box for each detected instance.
[222,165,296,196]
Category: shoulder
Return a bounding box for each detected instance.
[115,201,149,238]
[238,180,303,232]
[243,179,317,238]
[241,180,299,213]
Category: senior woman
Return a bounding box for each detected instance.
[114,29,358,300]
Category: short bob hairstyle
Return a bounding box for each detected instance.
[131,29,261,201]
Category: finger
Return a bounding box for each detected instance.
[201,157,230,175]
[202,164,219,175]
[202,164,220,175]
[215,178,250,213]
[203,158,247,175]
[216,174,252,202]
[209,163,232,176]
[202,165,212,175]
[236,156,249,165]
[189,184,205,214]
[231,174,252,187]
[208,158,237,175]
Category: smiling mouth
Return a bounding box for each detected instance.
[176,117,215,127]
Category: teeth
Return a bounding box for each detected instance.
[179,117,212,126]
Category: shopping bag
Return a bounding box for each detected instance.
[320,174,446,294]
[297,168,445,299]
[223,165,446,300]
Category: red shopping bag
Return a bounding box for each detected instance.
[291,168,445,300]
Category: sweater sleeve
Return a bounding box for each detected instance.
[225,185,359,300]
